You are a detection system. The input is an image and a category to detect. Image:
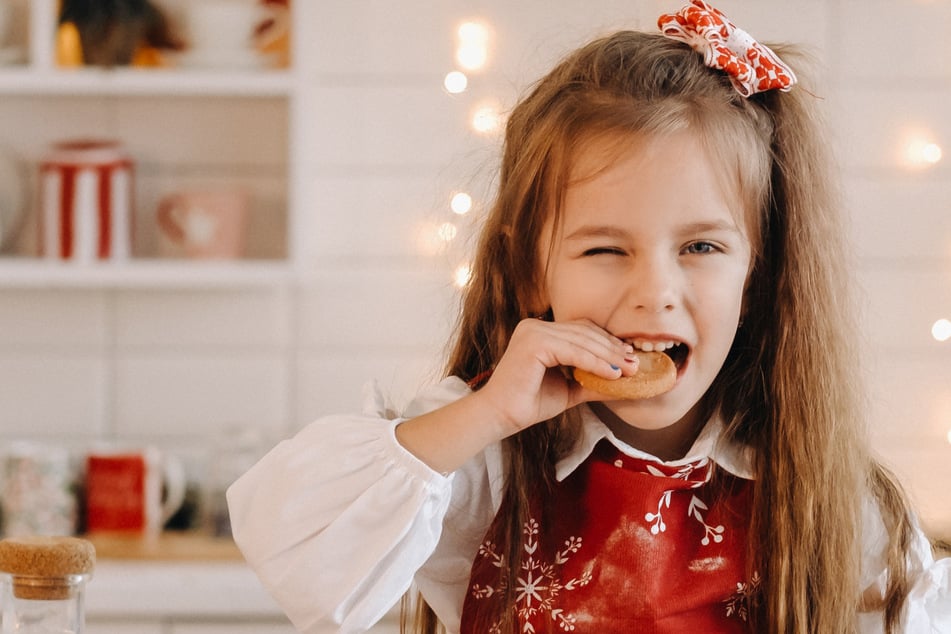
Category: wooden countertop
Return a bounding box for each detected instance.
[84,532,243,561]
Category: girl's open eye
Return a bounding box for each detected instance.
[683,241,720,255]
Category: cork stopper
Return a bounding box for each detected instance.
[0,536,95,600]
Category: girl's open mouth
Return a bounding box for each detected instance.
[628,340,689,374]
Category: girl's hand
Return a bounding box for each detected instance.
[395,318,636,474]
[476,318,636,437]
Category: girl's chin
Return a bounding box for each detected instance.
[598,395,702,432]
[594,399,678,430]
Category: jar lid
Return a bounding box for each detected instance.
[0,535,95,577]
[0,536,95,600]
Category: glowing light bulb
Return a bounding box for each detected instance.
[416,222,455,255]
[437,222,458,242]
[921,142,943,164]
[456,45,487,71]
[458,22,489,43]
[932,318,951,342]
[471,103,502,134]
[899,129,944,169]
[453,264,473,288]
[450,192,473,215]
[443,71,468,94]
[455,20,490,71]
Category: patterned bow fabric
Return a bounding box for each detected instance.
[658,0,797,97]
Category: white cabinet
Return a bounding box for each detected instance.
[85,560,402,633]
[0,0,315,288]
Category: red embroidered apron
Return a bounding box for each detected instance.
[460,440,757,633]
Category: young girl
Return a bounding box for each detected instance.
[228,2,951,632]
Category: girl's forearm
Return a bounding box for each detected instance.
[395,390,511,474]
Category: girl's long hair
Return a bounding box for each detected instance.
[409,31,915,634]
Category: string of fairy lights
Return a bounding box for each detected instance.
[418,19,500,291]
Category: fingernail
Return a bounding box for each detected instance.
[610,364,620,371]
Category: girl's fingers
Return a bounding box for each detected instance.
[478,318,640,433]
[511,318,635,378]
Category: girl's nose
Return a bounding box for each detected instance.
[626,255,677,313]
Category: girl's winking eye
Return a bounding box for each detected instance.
[582,246,626,256]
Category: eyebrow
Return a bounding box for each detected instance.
[564,219,743,241]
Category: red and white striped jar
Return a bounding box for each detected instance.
[39,139,134,261]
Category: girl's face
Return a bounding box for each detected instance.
[540,131,753,447]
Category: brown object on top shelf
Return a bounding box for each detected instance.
[58,0,184,67]
[0,535,96,600]
[85,531,243,561]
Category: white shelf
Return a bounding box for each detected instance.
[0,1,310,290]
[0,67,296,97]
[0,259,294,289]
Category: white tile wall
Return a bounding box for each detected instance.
[0,1,949,547]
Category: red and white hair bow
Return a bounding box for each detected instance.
[657,0,796,97]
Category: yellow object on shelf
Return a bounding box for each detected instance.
[56,22,83,67]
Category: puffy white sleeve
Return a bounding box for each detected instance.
[858,495,951,633]
[227,377,488,634]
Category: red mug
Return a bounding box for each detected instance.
[84,446,185,535]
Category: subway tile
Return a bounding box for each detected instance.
[114,288,290,348]
[830,87,951,174]
[296,351,442,425]
[0,289,107,346]
[297,268,459,349]
[845,176,951,263]
[857,269,951,352]
[864,352,951,443]
[310,1,460,75]
[835,0,951,82]
[113,355,288,437]
[0,355,107,438]
[311,84,477,168]
[310,173,489,259]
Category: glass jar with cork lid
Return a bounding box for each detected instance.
[0,535,95,634]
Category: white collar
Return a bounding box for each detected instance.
[554,404,755,482]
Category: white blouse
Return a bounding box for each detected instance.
[227,377,951,634]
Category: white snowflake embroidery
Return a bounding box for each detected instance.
[471,517,592,633]
[724,571,761,622]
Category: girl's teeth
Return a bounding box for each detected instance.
[632,340,676,352]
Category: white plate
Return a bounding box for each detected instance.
[0,146,25,253]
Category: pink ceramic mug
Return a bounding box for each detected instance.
[156,189,249,259]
